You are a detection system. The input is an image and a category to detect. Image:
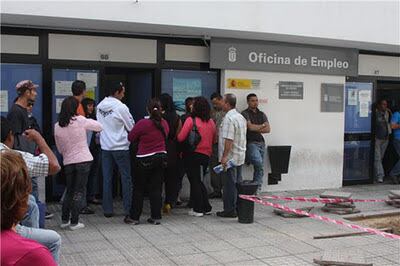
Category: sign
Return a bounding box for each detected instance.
[347,89,357,105]
[211,38,358,76]
[321,83,344,112]
[173,78,202,112]
[279,81,304,99]
[77,72,97,100]
[0,90,8,112]
[227,78,260,90]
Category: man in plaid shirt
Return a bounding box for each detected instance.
[217,94,247,218]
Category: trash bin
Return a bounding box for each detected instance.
[237,181,259,224]
[267,146,291,184]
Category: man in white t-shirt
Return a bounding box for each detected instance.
[96,81,135,223]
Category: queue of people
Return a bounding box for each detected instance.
[0,78,272,265]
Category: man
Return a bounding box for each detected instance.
[209,92,226,199]
[216,94,247,218]
[7,80,54,218]
[374,99,391,183]
[0,116,61,262]
[71,80,86,116]
[97,81,135,223]
[241,93,270,191]
[390,105,400,184]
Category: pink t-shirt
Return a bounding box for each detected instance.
[54,115,102,165]
[1,230,57,266]
[128,118,170,157]
[177,117,216,157]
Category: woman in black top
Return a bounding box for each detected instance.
[159,93,182,214]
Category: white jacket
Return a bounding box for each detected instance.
[96,97,135,151]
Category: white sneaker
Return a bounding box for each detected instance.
[188,210,204,217]
[69,222,85,231]
[60,221,70,229]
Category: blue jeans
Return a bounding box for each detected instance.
[16,224,61,263]
[390,139,400,176]
[222,165,243,213]
[20,195,39,228]
[102,150,132,215]
[246,142,265,186]
[31,176,39,202]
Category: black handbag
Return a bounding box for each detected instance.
[185,117,202,152]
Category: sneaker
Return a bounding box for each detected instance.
[377,178,384,183]
[163,203,172,214]
[188,210,204,217]
[80,207,95,215]
[216,210,237,218]
[45,212,54,219]
[60,221,70,229]
[147,218,161,225]
[204,210,212,215]
[70,222,85,231]
[124,215,139,225]
[104,213,114,218]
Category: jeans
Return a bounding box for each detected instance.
[31,176,39,202]
[16,224,61,263]
[81,149,101,209]
[222,165,243,213]
[390,139,400,176]
[20,194,39,228]
[102,150,132,215]
[210,144,223,194]
[130,154,164,220]
[246,142,265,187]
[62,162,91,225]
[374,138,389,180]
[185,153,212,213]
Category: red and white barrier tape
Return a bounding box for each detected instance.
[240,195,400,240]
[258,195,387,203]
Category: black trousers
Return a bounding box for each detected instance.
[62,161,92,224]
[164,163,178,205]
[185,152,212,213]
[130,155,164,220]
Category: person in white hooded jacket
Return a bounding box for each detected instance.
[96,81,135,223]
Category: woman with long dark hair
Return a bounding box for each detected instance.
[177,96,216,217]
[81,98,102,210]
[54,96,102,230]
[159,93,182,214]
[127,99,170,225]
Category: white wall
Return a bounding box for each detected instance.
[358,54,400,77]
[1,1,399,53]
[222,70,345,191]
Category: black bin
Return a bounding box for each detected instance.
[237,181,259,224]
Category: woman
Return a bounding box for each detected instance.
[54,96,102,230]
[177,96,216,217]
[1,150,57,266]
[127,99,169,225]
[81,98,102,208]
[159,93,182,214]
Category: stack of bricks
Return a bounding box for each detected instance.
[320,191,360,215]
[385,190,400,208]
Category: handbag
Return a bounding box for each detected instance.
[185,117,202,152]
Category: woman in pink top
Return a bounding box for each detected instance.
[127,99,169,225]
[1,150,56,266]
[177,96,216,217]
[54,97,102,230]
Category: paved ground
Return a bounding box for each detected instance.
[46,184,400,266]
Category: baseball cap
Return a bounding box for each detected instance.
[15,80,39,93]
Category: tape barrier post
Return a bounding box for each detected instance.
[240,194,400,240]
[258,195,387,203]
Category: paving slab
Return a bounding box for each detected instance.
[320,191,352,199]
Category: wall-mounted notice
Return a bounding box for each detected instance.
[77,72,98,100]
[358,89,371,118]
[347,89,357,105]
[321,83,344,112]
[359,102,369,118]
[0,90,8,112]
[56,98,65,114]
[173,78,202,112]
[279,81,304,99]
[55,81,73,96]
[227,78,260,90]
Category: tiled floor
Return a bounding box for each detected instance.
[46,184,400,265]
